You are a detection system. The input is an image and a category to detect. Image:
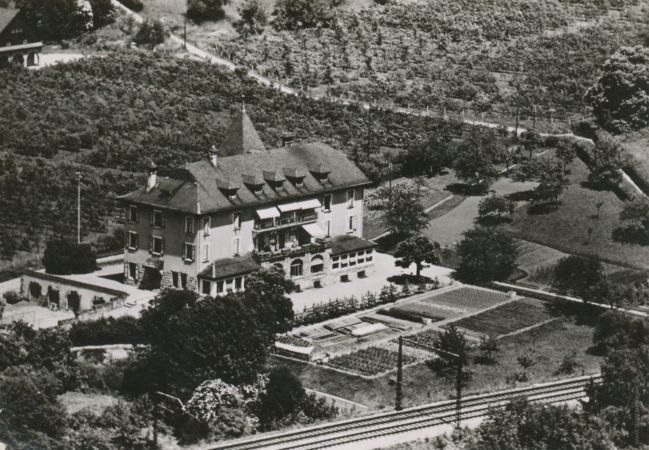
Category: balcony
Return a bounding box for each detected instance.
[253,241,331,263]
[253,209,318,231]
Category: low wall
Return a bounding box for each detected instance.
[21,271,127,313]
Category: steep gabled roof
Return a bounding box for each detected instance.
[119,142,372,214]
[0,8,20,33]
[219,107,266,156]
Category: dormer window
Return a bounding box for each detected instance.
[263,171,285,190]
[283,168,306,187]
[309,163,330,183]
[217,180,240,200]
[243,174,264,194]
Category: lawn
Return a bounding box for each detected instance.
[422,178,537,247]
[514,239,568,287]
[451,298,554,337]
[274,312,601,410]
[506,157,649,270]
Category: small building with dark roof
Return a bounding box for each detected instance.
[0,7,42,67]
[119,107,376,294]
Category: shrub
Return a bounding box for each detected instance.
[3,291,23,305]
[43,239,97,275]
[133,19,167,48]
[69,316,145,346]
[187,0,226,24]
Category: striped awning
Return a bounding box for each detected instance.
[256,206,280,219]
[278,202,301,212]
[298,198,322,209]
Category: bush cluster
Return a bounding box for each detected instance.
[42,239,97,275]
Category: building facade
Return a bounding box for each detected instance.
[119,108,376,294]
[0,8,42,67]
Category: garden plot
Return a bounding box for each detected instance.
[451,297,555,337]
[421,287,510,312]
[326,346,416,377]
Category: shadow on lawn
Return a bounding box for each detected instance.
[445,183,489,196]
[612,225,649,246]
[543,300,601,327]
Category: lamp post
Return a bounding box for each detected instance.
[76,171,82,244]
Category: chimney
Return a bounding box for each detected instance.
[146,161,157,191]
[209,145,218,168]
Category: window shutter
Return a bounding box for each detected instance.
[161,239,165,255]
[149,211,154,226]
[149,237,153,253]
[161,213,165,228]
[134,233,139,249]
[353,216,358,231]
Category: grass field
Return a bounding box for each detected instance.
[514,239,568,286]
[274,313,601,410]
[506,157,649,270]
[451,298,554,337]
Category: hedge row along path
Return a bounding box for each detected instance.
[110,0,647,200]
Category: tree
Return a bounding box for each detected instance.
[394,235,440,278]
[367,183,429,238]
[42,239,96,274]
[133,19,167,48]
[399,136,451,178]
[434,325,468,366]
[552,255,605,302]
[186,0,227,23]
[0,366,67,448]
[89,0,115,27]
[17,0,93,40]
[234,0,267,36]
[620,197,649,242]
[587,46,649,133]
[477,398,615,449]
[478,334,500,363]
[555,141,576,174]
[587,133,627,188]
[240,267,295,337]
[454,227,518,284]
[527,157,568,205]
[452,128,502,188]
[272,0,334,30]
[477,195,515,224]
[518,130,541,161]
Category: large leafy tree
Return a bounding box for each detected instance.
[620,197,649,240]
[367,183,429,238]
[587,133,627,188]
[187,0,227,23]
[17,0,93,40]
[394,235,440,277]
[587,46,649,133]
[272,0,333,30]
[477,194,515,224]
[552,255,606,302]
[454,227,518,283]
[42,239,97,274]
[452,128,502,188]
[527,156,568,204]
[124,269,294,398]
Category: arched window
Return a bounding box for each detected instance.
[311,255,324,273]
[290,259,303,277]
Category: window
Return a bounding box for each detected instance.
[216,280,224,294]
[332,256,340,270]
[172,271,179,288]
[152,210,164,228]
[349,252,357,266]
[127,231,138,250]
[341,254,348,268]
[235,277,243,291]
[202,217,211,235]
[151,236,164,255]
[232,237,240,256]
[129,263,137,280]
[311,255,324,273]
[366,249,373,262]
[347,215,356,233]
[233,212,241,230]
[323,194,332,211]
[295,177,304,187]
[290,259,303,277]
[202,280,211,295]
[347,190,354,208]
[181,273,188,289]
[324,220,331,237]
[226,279,234,292]
[128,205,139,223]
[202,244,209,263]
[185,216,194,234]
[183,243,195,262]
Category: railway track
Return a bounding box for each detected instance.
[212,374,601,450]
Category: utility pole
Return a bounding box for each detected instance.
[395,336,403,411]
[76,171,82,243]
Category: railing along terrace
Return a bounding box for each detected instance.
[254,209,318,230]
[253,241,331,262]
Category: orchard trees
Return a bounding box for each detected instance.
[452,128,502,188]
[367,183,429,238]
[394,235,440,277]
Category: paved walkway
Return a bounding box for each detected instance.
[290,252,454,313]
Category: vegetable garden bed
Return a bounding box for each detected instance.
[326,346,416,377]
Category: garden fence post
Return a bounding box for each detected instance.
[395,336,403,411]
